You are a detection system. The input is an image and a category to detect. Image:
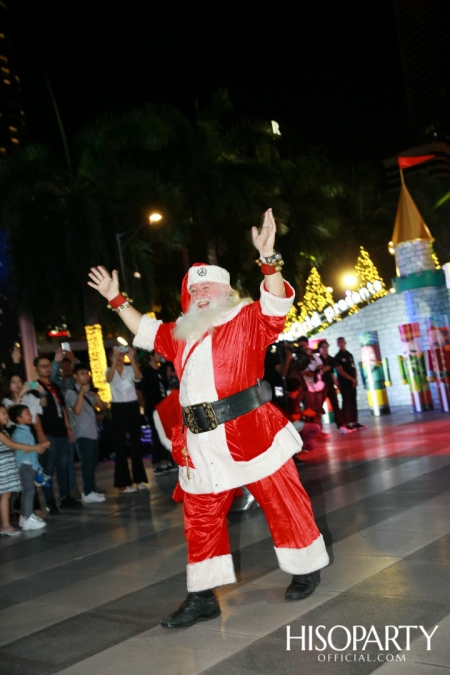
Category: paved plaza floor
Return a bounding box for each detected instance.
[1,407,450,675]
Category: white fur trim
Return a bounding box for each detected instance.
[177,332,303,494]
[153,409,172,451]
[132,315,163,351]
[275,534,329,575]
[179,422,302,494]
[188,265,230,288]
[187,554,236,592]
[259,280,295,316]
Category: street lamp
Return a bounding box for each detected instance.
[116,213,163,292]
[342,274,357,288]
[115,231,129,293]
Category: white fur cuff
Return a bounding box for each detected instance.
[187,554,237,592]
[260,281,295,316]
[153,409,172,451]
[132,315,162,352]
[275,534,329,575]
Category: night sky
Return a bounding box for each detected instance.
[10,0,411,167]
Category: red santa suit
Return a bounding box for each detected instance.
[133,264,329,592]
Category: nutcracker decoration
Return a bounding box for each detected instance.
[425,316,450,412]
[358,331,390,416]
[398,322,433,412]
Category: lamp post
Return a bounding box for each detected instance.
[115,231,129,294]
[115,213,163,293]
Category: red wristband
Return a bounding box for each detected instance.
[260,264,277,275]
[108,293,127,309]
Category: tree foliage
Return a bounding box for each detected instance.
[0,93,351,336]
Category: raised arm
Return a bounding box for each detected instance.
[0,430,48,454]
[252,209,286,298]
[87,267,143,335]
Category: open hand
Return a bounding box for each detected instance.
[54,346,64,363]
[251,209,276,257]
[88,267,120,301]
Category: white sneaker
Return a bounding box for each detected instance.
[82,492,106,503]
[136,483,148,490]
[119,486,137,493]
[20,515,46,530]
[338,427,355,435]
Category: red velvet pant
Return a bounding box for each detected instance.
[183,459,328,592]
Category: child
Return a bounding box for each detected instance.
[9,404,50,531]
[0,404,48,536]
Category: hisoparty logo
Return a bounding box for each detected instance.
[286,624,438,662]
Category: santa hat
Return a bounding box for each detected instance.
[180,263,231,312]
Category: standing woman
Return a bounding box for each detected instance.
[107,346,148,492]
[2,375,46,424]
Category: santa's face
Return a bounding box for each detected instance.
[189,282,229,310]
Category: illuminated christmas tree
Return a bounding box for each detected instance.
[431,246,441,270]
[284,304,300,333]
[354,246,388,302]
[298,267,334,322]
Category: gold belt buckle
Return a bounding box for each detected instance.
[201,402,218,431]
[183,406,199,434]
[183,402,218,433]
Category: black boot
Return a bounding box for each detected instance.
[161,592,220,628]
[285,570,321,600]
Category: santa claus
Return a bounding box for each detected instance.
[88,209,329,628]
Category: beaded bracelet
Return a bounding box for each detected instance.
[256,254,284,274]
[107,293,134,313]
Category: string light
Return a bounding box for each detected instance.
[85,324,111,403]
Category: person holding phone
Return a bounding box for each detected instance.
[65,364,107,503]
[2,374,46,425]
[33,356,78,511]
[106,346,148,491]
[50,346,82,498]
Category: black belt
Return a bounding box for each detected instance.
[182,380,272,434]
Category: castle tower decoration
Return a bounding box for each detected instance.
[391,155,450,412]
[391,155,447,321]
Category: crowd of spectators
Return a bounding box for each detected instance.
[0,332,365,534]
[0,343,178,536]
[264,335,366,458]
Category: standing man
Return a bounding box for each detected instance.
[138,351,174,474]
[317,340,351,435]
[52,347,80,498]
[88,209,329,629]
[33,356,80,511]
[51,348,78,394]
[65,364,107,503]
[334,337,366,431]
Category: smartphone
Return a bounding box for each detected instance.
[26,381,39,390]
[61,342,71,351]
[117,346,129,354]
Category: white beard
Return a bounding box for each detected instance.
[173,294,239,343]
